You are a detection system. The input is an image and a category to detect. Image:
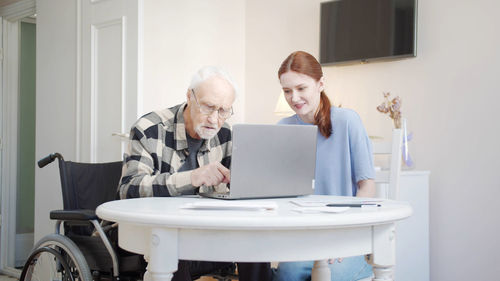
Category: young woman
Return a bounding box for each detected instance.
[273,51,375,281]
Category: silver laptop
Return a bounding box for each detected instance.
[200,124,317,199]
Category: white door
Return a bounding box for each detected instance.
[35,0,142,243]
[80,0,142,162]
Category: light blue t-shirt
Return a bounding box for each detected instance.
[279,107,375,196]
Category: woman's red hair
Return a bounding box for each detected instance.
[278,51,332,138]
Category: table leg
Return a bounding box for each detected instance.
[370,223,396,281]
[311,260,331,281]
[143,228,179,281]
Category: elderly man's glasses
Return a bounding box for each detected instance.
[191,89,233,119]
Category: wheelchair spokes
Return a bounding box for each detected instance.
[21,246,77,281]
[20,234,92,281]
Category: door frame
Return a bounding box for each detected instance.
[0,0,36,277]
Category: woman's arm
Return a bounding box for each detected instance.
[356,179,376,198]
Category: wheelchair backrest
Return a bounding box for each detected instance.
[57,160,123,210]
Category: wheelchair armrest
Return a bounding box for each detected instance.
[50,209,99,221]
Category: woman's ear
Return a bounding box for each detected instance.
[318,77,325,93]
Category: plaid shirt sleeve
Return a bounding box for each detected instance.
[118,105,232,199]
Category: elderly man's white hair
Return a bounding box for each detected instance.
[189,66,238,96]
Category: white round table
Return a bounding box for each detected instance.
[96,195,412,281]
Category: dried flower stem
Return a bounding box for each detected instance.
[376,92,402,129]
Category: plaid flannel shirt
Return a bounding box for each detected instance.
[118,102,232,199]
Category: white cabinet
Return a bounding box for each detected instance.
[395,171,430,281]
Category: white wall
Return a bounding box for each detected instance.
[245,0,323,124]
[245,0,500,280]
[143,0,246,124]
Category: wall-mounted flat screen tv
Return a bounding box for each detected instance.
[320,0,417,65]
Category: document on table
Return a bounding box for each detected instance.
[290,199,383,213]
[180,201,278,211]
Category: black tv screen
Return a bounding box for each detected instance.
[320,0,417,65]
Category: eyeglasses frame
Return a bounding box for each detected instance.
[190,89,234,119]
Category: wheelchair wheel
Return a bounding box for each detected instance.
[20,234,93,281]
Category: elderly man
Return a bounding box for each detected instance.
[118,66,272,281]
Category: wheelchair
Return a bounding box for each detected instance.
[20,153,237,281]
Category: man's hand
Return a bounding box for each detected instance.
[191,162,230,187]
